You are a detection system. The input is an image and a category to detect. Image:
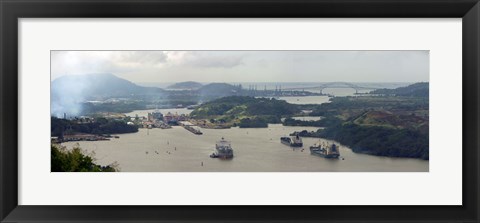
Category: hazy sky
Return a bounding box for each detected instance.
[51,51,429,83]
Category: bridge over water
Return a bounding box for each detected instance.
[280,82,381,94]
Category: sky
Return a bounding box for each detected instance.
[51,51,429,83]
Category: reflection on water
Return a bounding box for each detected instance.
[62,124,428,172]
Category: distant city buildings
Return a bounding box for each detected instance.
[141,111,189,128]
[163,112,187,125]
[148,111,163,122]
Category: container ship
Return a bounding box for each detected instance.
[310,141,340,158]
[210,137,234,159]
[280,135,303,147]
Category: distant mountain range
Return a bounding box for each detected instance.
[51,73,246,101]
[51,73,166,117]
[167,81,203,90]
[51,73,165,99]
[51,73,428,118]
[50,73,246,116]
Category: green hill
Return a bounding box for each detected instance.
[190,96,299,127]
[198,83,242,99]
[370,82,429,97]
[191,96,298,118]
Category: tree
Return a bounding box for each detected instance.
[51,144,118,172]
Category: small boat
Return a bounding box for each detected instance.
[209,153,218,158]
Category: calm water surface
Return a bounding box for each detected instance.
[62,124,428,172]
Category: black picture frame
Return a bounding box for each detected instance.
[1,0,479,222]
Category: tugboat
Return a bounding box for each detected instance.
[280,135,303,147]
[310,141,340,158]
[210,137,234,159]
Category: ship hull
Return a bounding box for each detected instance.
[310,147,340,158]
[210,153,234,159]
[311,152,340,158]
[281,138,303,147]
[218,154,234,159]
[183,126,203,135]
[291,143,303,147]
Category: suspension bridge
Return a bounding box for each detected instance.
[280,82,381,94]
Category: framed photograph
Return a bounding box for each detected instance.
[1,0,479,222]
[50,50,430,172]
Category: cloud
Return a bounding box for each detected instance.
[51,51,171,80]
[114,51,168,67]
[51,51,429,83]
[165,51,244,68]
[51,51,114,78]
